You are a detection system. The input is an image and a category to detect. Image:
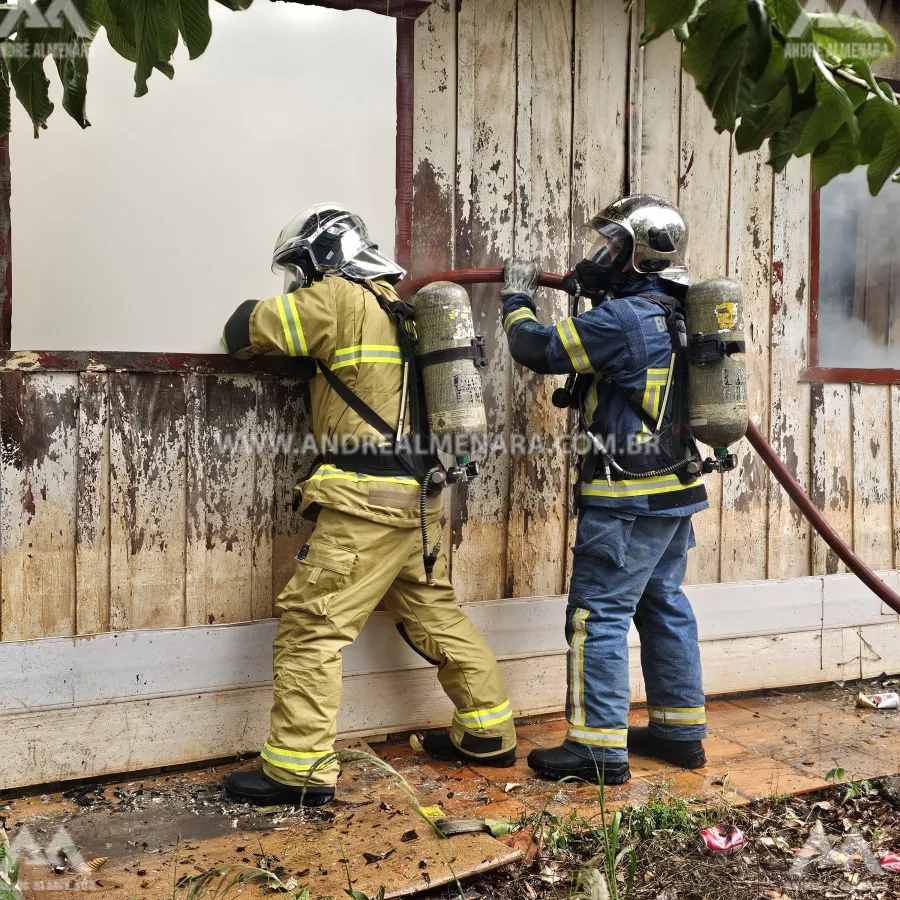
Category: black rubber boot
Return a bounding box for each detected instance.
[627,726,706,769]
[527,745,631,785]
[224,768,334,806]
[420,729,517,768]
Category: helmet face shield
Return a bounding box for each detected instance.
[281,262,307,294]
[583,221,632,271]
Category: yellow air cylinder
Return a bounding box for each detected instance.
[412,281,487,455]
[685,277,748,449]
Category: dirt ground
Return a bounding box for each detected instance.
[3,677,900,899]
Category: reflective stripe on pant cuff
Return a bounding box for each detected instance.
[261,742,338,772]
[566,726,628,748]
[452,699,512,729]
[647,706,707,726]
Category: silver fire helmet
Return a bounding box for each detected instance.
[586,194,689,287]
[272,202,406,292]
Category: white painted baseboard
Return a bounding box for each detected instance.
[2,572,899,790]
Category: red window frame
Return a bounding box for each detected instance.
[805,76,900,386]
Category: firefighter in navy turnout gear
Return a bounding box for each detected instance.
[221,204,517,806]
[501,194,708,785]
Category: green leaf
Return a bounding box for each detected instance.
[811,122,859,187]
[105,0,177,95]
[54,41,91,127]
[768,105,813,170]
[4,46,54,136]
[767,0,816,91]
[212,0,253,10]
[166,0,211,59]
[683,0,772,132]
[641,0,698,44]
[736,83,791,151]
[809,13,896,64]
[87,0,138,62]
[753,38,788,102]
[0,54,10,137]
[484,818,515,837]
[795,55,858,156]
[841,57,896,104]
[861,102,900,194]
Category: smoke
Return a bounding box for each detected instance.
[817,167,900,369]
[10,4,397,353]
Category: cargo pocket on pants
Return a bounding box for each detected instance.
[276,539,357,617]
[572,511,637,569]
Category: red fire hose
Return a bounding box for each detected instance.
[399,267,900,615]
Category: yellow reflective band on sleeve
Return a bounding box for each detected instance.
[569,608,589,727]
[261,742,338,772]
[556,318,593,373]
[453,699,513,729]
[504,307,538,331]
[332,344,404,369]
[647,706,707,726]
[306,464,418,485]
[566,726,628,748]
[580,472,700,498]
[276,295,308,357]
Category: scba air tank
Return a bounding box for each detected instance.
[685,277,748,449]
[412,281,488,456]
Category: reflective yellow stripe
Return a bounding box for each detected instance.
[566,726,628,747]
[332,344,404,369]
[261,742,337,772]
[583,376,600,428]
[276,294,308,357]
[580,473,700,498]
[504,307,538,331]
[306,464,417,485]
[569,608,589,727]
[556,318,593,373]
[648,706,707,725]
[453,700,513,729]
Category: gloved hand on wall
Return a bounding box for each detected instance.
[500,258,542,301]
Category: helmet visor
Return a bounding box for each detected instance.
[582,221,631,270]
[282,263,307,294]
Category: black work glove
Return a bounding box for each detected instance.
[501,258,541,301]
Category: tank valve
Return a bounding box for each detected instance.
[701,448,738,474]
[446,456,481,484]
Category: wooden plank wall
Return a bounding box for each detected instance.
[0,372,311,640]
[409,0,894,596]
[0,0,896,644]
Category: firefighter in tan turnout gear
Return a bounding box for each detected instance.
[221,204,517,806]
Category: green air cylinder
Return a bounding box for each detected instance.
[685,277,748,449]
[412,281,487,455]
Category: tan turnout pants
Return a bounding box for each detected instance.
[262,506,517,787]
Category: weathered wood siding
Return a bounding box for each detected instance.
[0,0,896,644]
[0,370,311,640]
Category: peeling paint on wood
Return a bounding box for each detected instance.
[678,53,731,584]
[450,0,516,603]
[768,158,812,579]
[507,0,572,598]
[721,150,773,582]
[109,374,188,630]
[0,372,78,641]
[76,371,111,634]
[810,383,852,576]
[851,384,892,570]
